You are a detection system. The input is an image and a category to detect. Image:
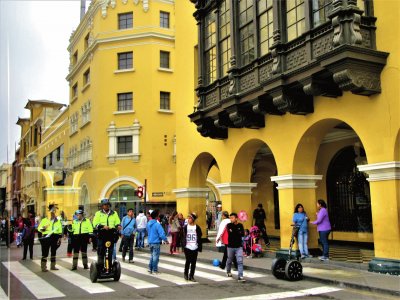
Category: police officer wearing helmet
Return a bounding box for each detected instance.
[92,199,121,270]
[70,209,93,270]
[38,205,63,272]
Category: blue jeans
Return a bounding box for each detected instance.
[148,243,161,272]
[136,228,146,248]
[297,231,309,256]
[227,247,244,277]
[319,230,330,258]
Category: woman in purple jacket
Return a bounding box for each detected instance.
[311,199,331,261]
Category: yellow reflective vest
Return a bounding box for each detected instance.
[38,217,63,235]
[93,210,121,229]
[72,218,93,235]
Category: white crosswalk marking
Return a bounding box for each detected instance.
[59,258,159,290]
[217,286,343,300]
[137,253,267,278]
[0,286,7,300]
[32,260,114,294]
[129,255,231,282]
[88,256,195,286]
[2,261,65,299]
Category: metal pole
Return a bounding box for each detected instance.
[144,179,147,214]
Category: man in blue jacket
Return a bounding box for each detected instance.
[121,208,136,263]
[146,209,169,274]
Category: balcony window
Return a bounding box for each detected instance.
[205,13,217,84]
[239,0,255,66]
[219,0,231,77]
[286,0,306,41]
[258,0,273,56]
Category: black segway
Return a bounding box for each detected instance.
[271,225,303,281]
[90,228,121,283]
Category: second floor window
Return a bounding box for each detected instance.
[312,0,333,27]
[287,0,306,41]
[84,69,90,85]
[160,51,170,69]
[258,0,274,56]
[118,52,133,70]
[160,91,170,110]
[160,11,170,28]
[119,12,133,29]
[118,92,133,111]
[205,13,217,84]
[219,0,231,77]
[118,136,132,154]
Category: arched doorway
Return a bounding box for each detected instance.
[327,145,372,232]
[109,184,141,217]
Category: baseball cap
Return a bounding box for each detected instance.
[217,204,222,208]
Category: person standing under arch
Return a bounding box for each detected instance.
[253,203,270,247]
[311,199,332,261]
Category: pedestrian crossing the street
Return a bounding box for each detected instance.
[1,253,345,300]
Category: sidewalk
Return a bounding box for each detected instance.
[157,240,400,297]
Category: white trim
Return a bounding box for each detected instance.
[113,110,135,115]
[321,130,358,144]
[157,109,174,114]
[158,67,174,73]
[114,68,135,74]
[214,182,257,195]
[100,176,143,199]
[270,174,323,189]
[358,161,400,181]
[172,188,210,199]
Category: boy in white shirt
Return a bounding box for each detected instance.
[182,213,202,282]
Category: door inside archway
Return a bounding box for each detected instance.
[327,146,372,232]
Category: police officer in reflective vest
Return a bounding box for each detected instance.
[38,205,63,272]
[92,199,121,271]
[71,209,93,270]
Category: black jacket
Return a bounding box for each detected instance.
[182,224,202,252]
[227,222,244,248]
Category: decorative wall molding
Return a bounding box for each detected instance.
[271,174,323,189]
[172,188,210,199]
[214,182,257,195]
[358,161,400,181]
[100,176,143,199]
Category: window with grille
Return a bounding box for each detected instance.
[117,136,133,154]
[118,93,133,111]
[119,12,133,29]
[219,0,231,77]
[258,0,273,56]
[239,0,255,66]
[160,11,170,28]
[205,13,217,84]
[118,52,133,70]
[160,51,170,69]
[286,0,306,41]
[160,91,170,110]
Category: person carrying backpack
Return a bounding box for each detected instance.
[22,219,35,260]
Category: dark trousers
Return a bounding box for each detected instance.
[72,234,89,267]
[170,232,179,253]
[220,245,237,269]
[67,235,73,254]
[23,239,34,259]
[184,248,198,277]
[41,235,60,263]
[122,235,134,261]
[256,223,270,244]
[319,230,330,257]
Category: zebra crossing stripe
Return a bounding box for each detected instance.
[88,256,195,286]
[59,258,159,290]
[0,285,7,300]
[216,286,343,300]
[137,253,267,278]
[2,261,65,299]
[32,260,114,294]
[130,255,231,282]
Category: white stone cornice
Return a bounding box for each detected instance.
[358,161,400,181]
[270,174,323,189]
[172,188,210,199]
[214,183,257,195]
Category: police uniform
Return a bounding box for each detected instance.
[38,205,63,272]
[92,199,121,270]
[71,210,93,270]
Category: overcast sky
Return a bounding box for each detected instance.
[0,0,90,164]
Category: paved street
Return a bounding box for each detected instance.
[0,240,398,300]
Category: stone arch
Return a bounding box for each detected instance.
[99,176,144,199]
[188,152,218,187]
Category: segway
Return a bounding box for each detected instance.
[90,228,121,283]
[271,225,303,281]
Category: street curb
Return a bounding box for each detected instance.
[155,248,400,297]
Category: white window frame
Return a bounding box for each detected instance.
[107,120,141,163]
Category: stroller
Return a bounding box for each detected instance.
[249,226,263,258]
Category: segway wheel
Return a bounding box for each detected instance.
[284,260,303,281]
[113,261,121,281]
[271,258,286,279]
[90,262,98,283]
